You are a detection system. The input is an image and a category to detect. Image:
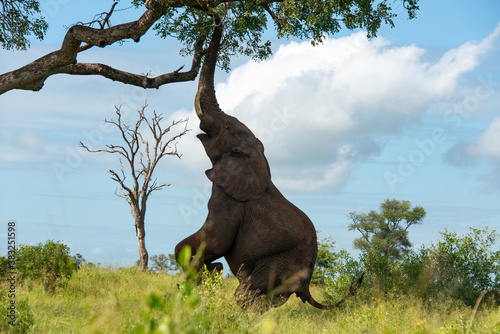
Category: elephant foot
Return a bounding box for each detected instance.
[267,292,291,308]
[236,289,268,311]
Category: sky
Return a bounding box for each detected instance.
[0,0,499,266]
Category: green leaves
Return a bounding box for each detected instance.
[348,199,426,261]
[14,239,77,292]
[147,0,419,71]
[134,245,206,334]
[177,245,192,271]
[428,227,500,305]
[0,0,48,50]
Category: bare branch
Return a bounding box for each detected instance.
[77,2,119,53]
[109,168,134,197]
[79,140,129,159]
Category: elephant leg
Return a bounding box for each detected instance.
[234,276,259,305]
[268,293,291,308]
[206,262,223,275]
[234,280,291,310]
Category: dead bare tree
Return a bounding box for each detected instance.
[79,103,189,271]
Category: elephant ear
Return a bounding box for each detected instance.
[206,141,270,201]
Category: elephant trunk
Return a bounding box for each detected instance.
[195,16,223,119]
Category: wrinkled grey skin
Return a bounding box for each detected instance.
[175,19,361,309]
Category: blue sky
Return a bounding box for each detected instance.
[1,1,499,266]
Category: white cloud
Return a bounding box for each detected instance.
[452,117,500,190]
[186,24,500,192]
[2,24,499,193]
[0,129,46,162]
[468,117,500,160]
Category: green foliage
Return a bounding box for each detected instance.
[0,0,48,50]
[313,236,338,285]
[133,0,419,71]
[276,0,407,41]
[16,240,76,292]
[347,199,425,293]
[72,253,86,270]
[0,296,34,333]
[313,236,364,305]
[134,289,201,334]
[150,3,270,72]
[424,227,500,306]
[356,227,500,307]
[149,254,179,273]
[349,199,426,260]
[134,245,204,334]
[313,236,361,285]
[2,262,499,333]
[0,255,7,277]
[398,245,431,292]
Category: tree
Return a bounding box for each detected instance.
[72,253,87,270]
[0,0,48,50]
[348,199,426,261]
[0,0,420,94]
[80,103,189,271]
[149,253,179,273]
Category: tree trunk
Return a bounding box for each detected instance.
[136,219,149,271]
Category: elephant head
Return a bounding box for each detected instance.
[195,20,270,202]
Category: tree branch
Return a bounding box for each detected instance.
[0,0,292,94]
[263,3,282,31]
[0,0,207,94]
[77,1,119,53]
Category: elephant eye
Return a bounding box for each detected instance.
[225,125,231,131]
[230,149,247,158]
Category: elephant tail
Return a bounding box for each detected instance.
[305,272,365,310]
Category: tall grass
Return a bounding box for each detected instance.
[1,265,499,333]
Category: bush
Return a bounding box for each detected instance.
[378,227,500,306]
[398,246,432,293]
[16,240,77,292]
[313,237,364,304]
[317,227,500,307]
[426,227,500,306]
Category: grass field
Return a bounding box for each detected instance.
[2,265,499,333]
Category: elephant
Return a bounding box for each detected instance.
[175,17,362,310]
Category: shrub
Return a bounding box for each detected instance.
[16,240,76,292]
[322,249,363,304]
[313,237,364,303]
[426,227,500,306]
[398,246,432,293]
